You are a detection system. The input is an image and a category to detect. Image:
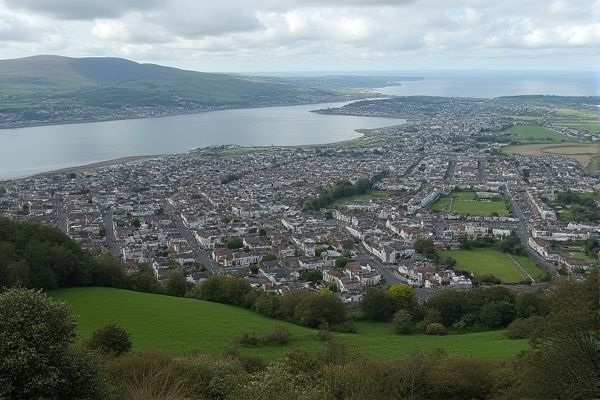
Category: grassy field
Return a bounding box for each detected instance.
[339,189,394,203]
[50,287,527,360]
[430,191,509,217]
[553,108,600,133]
[218,146,275,155]
[504,142,600,171]
[500,124,570,142]
[513,255,546,281]
[440,248,532,283]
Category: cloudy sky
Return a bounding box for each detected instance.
[0,0,598,72]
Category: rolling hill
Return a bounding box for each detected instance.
[0,55,360,128]
[50,287,528,360]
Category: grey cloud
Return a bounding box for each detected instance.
[4,0,163,20]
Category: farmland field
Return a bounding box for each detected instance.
[429,191,509,217]
[500,124,570,142]
[504,142,600,171]
[50,287,527,360]
[439,248,538,283]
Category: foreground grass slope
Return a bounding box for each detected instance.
[51,287,527,360]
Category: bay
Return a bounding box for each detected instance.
[0,101,404,180]
[377,70,598,98]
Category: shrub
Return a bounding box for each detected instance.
[452,320,467,332]
[392,309,413,334]
[294,292,346,328]
[426,323,446,335]
[317,329,333,341]
[505,316,543,339]
[331,320,357,333]
[235,327,290,347]
[0,288,105,400]
[478,301,515,328]
[361,288,396,321]
[86,322,132,356]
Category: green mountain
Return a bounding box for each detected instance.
[0,55,359,128]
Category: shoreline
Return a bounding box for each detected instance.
[11,122,407,181]
[0,94,381,132]
[28,155,163,179]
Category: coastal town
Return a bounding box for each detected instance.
[2,95,598,302]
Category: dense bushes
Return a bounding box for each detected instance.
[504,315,543,339]
[194,276,347,328]
[0,218,165,294]
[302,171,389,211]
[425,323,446,335]
[235,327,290,347]
[86,323,132,356]
[3,272,597,400]
[361,283,545,335]
[0,288,106,400]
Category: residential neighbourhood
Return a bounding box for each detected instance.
[2,96,598,303]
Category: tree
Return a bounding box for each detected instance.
[392,309,412,334]
[166,269,190,297]
[515,292,547,319]
[86,322,132,356]
[261,253,278,262]
[299,269,323,283]
[413,239,436,259]
[335,258,348,268]
[361,288,396,321]
[128,264,162,293]
[253,293,280,318]
[425,323,446,335]
[278,291,310,321]
[387,284,416,309]
[227,238,243,249]
[0,288,105,399]
[294,292,346,328]
[514,272,600,399]
[426,290,471,326]
[478,301,515,328]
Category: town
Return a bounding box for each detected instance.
[2,95,598,303]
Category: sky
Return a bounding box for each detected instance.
[0,0,598,72]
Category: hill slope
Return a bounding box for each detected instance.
[0,55,357,128]
[50,287,527,360]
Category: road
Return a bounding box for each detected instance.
[477,159,486,183]
[102,208,121,256]
[506,190,556,273]
[55,195,68,234]
[444,159,456,181]
[164,201,221,275]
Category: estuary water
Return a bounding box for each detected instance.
[376,70,598,98]
[0,101,404,180]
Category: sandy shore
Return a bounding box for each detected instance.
[31,155,162,178]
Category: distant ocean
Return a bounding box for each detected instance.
[376,70,598,98]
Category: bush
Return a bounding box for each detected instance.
[317,329,333,341]
[0,288,105,399]
[235,327,290,347]
[361,288,396,322]
[505,316,543,339]
[452,320,467,332]
[86,322,132,356]
[331,320,357,333]
[294,292,346,328]
[426,323,446,335]
[392,309,413,334]
[478,301,515,328]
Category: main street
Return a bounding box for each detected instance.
[102,208,121,257]
[164,201,221,275]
